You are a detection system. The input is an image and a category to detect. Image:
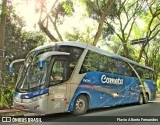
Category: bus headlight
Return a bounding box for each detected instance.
[22,94,48,103]
[22,97,39,103]
[22,99,33,103]
[14,97,21,102]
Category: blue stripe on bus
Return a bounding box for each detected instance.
[68,72,155,111]
[14,88,49,99]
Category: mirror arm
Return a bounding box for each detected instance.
[9,59,25,73]
[38,51,70,69]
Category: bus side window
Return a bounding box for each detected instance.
[152,72,156,80]
[99,56,109,73]
[135,67,144,78]
[50,58,69,85]
[117,61,126,75]
[144,69,153,80]
[80,51,98,74]
[129,65,137,77]
[131,71,137,77]
[50,60,63,82]
[124,63,132,76]
[80,65,88,73]
[109,59,118,74]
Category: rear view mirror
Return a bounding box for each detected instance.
[9,59,25,74]
[38,60,45,69]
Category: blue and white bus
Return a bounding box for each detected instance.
[10,42,156,115]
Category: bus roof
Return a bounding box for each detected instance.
[31,42,56,52]
[57,42,154,71]
[33,41,154,71]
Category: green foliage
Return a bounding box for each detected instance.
[5,5,46,60]
[0,71,15,108]
[80,0,117,39]
[62,0,74,16]
[81,0,117,20]
[0,1,46,109]
[65,26,94,44]
[54,0,74,24]
[0,2,2,14]
[0,0,8,17]
[102,22,115,39]
[143,39,160,81]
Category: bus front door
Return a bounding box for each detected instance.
[48,83,68,114]
[47,57,70,114]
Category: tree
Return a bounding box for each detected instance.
[92,0,115,46]
[82,0,146,58]
[35,0,74,42]
[111,0,147,58]
[5,2,46,68]
[0,1,46,108]
[143,39,160,81]
[136,0,160,62]
[107,0,160,60]
[81,0,116,46]
[65,26,96,44]
[83,0,160,60]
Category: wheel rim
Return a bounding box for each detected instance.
[75,98,86,112]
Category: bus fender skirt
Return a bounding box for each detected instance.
[67,92,91,112]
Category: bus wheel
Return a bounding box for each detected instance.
[72,95,88,115]
[144,94,149,104]
[138,93,143,105]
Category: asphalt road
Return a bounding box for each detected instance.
[2,98,160,125]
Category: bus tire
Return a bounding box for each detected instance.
[72,95,88,115]
[138,93,144,105]
[143,94,149,104]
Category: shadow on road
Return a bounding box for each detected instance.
[42,102,154,122]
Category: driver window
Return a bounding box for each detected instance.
[50,58,68,85]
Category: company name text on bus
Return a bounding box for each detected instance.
[101,75,124,85]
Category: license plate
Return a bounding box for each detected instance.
[18,105,25,110]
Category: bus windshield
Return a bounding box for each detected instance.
[16,52,50,92]
[15,45,84,92]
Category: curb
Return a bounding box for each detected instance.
[0,109,20,113]
[0,109,27,116]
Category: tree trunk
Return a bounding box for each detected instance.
[122,43,129,58]
[38,21,58,42]
[136,44,145,63]
[0,0,7,82]
[93,0,115,46]
[0,0,7,108]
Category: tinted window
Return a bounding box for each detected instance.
[132,66,154,80]
[80,50,152,79]
[50,57,68,85]
[80,51,101,73]
[49,46,84,86]
[80,51,120,74]
[58,46,84,74]
[144,69,154,80]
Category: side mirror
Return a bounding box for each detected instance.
[38,60,45,69]
[9,59,25,73]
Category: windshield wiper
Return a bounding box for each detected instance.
[17,88,28,93]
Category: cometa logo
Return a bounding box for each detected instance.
[101,75,123,85]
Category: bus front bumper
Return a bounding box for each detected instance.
[13,95,48,114]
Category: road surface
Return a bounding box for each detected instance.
[1,98,160,125]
